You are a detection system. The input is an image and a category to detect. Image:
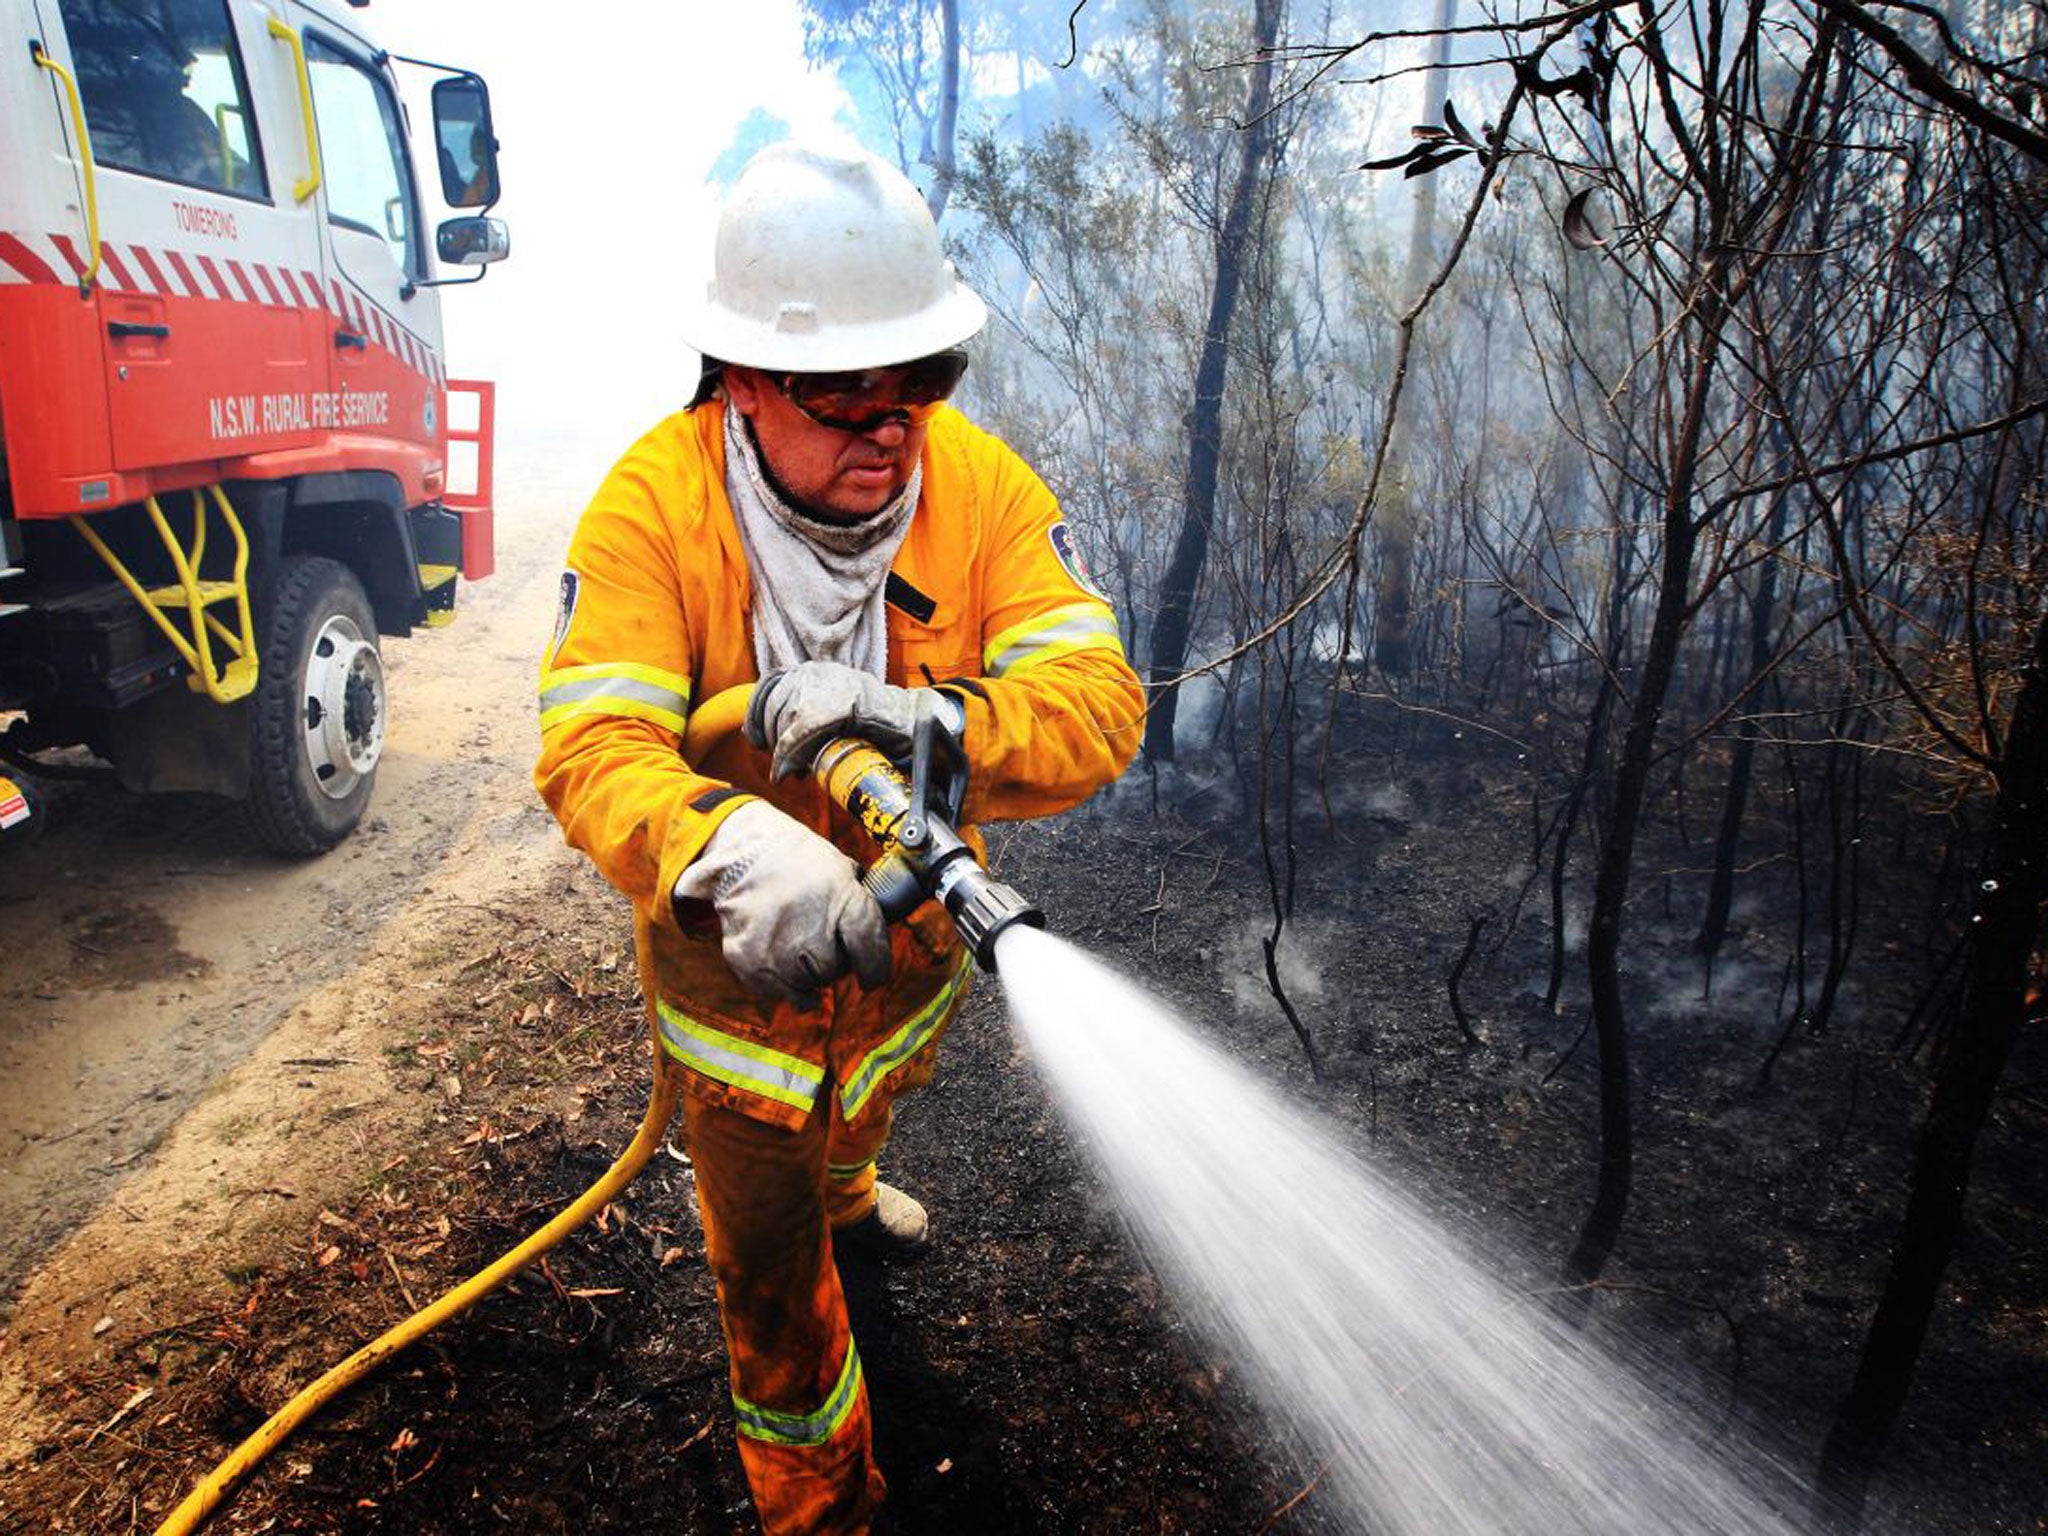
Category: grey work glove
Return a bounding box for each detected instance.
[674,800,892,1007]
[747,660,961,780]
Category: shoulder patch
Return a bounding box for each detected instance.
[1048,522,1109,603]
[549,571,580,663]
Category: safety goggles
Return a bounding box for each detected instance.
[774,350,969,435]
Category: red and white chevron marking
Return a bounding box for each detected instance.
[0,229,444,386]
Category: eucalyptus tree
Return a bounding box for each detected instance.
[1142,0,1288,760]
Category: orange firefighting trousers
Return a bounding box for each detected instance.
[681,1083,897,1534]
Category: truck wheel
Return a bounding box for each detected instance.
[246,556,386,854]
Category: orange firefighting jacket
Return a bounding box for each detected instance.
[535,403,1144,1132]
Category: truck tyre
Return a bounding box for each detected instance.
[246,556,387,854]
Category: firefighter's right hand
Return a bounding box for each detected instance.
[747,661,950,780]
[673,800,892,1008]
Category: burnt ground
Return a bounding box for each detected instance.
[3,702,2043,1534]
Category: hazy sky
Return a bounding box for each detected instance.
[379,1,855,453]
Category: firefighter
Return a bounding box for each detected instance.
[534,143,1143,1534]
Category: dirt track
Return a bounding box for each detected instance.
[0,432,616,1458]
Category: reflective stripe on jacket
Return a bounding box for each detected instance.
[535,404,1144,1129]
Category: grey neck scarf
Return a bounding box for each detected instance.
[723,403,920,679]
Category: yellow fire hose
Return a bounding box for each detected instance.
[155,686,756,1535]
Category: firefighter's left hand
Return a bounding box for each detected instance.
[673,800,892,1006]
[747,661,961,780]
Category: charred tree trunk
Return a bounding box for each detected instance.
[1566,530,1696,1283]
[1817,610,2048,1526]
[1809,722,1867,1036]
[1696,490,1791,976]
[1257,635,1321,1077]
[1566,294,1724,1286]
[1143,0,1283,760]
[1546,504,1634,1010]
[1696,717,1759,978]
[1371,0,1456,679]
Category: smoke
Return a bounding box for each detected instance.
[1223,913,1335,1021]
[1321,775,1417,826]
[1165,665,1227,755]
[391,3,853,456]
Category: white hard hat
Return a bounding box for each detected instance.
[682,142,987,374]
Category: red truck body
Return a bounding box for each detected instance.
[0,0,507,852]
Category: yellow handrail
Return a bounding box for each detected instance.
[69,488,258,704]
[143,493,237,700]
[211,102,243,189]
[29,40,100,295]
[266,17,322,203]
[206,484,257,689]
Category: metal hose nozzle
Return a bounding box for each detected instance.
[812,736,1043,972]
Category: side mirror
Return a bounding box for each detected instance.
[437,216,510,266]
[431,74,500,208]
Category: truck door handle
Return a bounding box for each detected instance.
[108,321,170,340]
[335,329,367,350]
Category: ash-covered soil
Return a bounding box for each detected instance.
[3,705,2041,1534]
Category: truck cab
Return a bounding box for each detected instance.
[0,0,506,852]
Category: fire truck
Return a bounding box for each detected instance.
[0,0,506,852]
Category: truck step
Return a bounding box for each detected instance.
[142,580,242,608]
[0,603,27,620]
[417,563,458,592]
[0,566,23,582]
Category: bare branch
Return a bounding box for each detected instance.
[1810,0,2048,163]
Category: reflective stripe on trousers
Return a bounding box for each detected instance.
[734,1339,865,1446]
[838,954,971,1121]
[656,1000,825,1114]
